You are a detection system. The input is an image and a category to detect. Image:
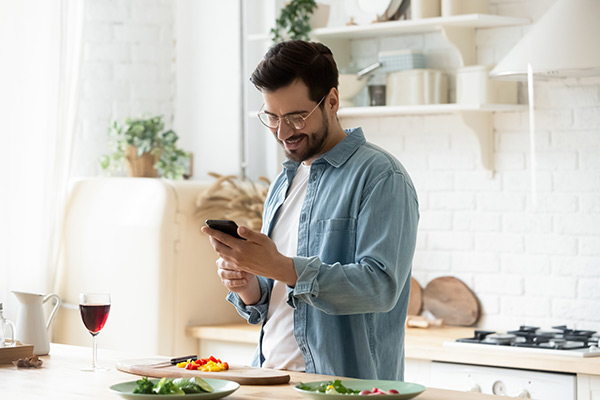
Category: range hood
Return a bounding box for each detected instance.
[490,0,600,80]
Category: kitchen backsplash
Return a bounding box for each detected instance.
[74,0,600,332]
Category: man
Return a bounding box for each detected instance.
[201,40,419,380]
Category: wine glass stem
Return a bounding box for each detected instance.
[91,333,98,369]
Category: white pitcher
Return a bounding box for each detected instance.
[12,291,61,355]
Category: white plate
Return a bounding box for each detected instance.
[346,0,390,25]
[385,0,406,18]
[294,379,426,400]
[357,0,391,16]
[109,378,240,400]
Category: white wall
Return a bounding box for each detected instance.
[73,0,177,177]
[74,0,242,181]
[174,0,242,180]
[72,0,600,332]
[342,0,600,331]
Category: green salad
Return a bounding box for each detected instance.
[133,377,214,395]
[297,380,360,395]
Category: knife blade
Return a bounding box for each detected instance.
[146,355,198,368]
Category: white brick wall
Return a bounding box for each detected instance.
[72,0,600,332]
[73,0,175,177]
[342,0,600,331]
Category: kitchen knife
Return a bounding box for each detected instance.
[146,355,197,368]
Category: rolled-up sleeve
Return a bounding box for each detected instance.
[226,276,272,325]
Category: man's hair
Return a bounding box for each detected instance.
[250,40,339,104]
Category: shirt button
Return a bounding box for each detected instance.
[300,213,306,222]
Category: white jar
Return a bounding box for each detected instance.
[456,65,517,104]
[412,0,441,19]
[441,0,489,16]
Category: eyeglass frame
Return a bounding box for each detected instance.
[257,95,327,130]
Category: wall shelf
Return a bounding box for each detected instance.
[312,14,529,66]
[337,103,526,117]
[338,104,527,174]
[242,4,530,178]
[310,15,530,174]
[312,14,529,39]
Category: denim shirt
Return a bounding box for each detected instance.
[226,127,419,380]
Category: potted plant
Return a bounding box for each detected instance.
[99,115,191,180]
[270,0,329,43]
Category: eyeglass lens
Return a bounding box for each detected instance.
[258,114,305,130]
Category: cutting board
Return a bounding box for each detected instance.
[407,277,423,316]
[0,343,34,364]
[422,276,480,326]
[117,358,290,385]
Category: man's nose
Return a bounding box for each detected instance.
[276,118,294,140]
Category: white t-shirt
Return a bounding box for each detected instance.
[261,163,310,371]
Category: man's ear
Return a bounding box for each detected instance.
[326,87,340,114]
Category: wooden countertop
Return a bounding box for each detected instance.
[188,324,600,376]
[0,343,499,399]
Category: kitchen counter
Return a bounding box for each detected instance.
[0,343,500,399]
[188,324,600,376]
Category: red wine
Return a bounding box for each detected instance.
[79,304,110,334]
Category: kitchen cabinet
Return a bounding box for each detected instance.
[241,1,529,177]
[189,324,600,400]
[578,374,600,400]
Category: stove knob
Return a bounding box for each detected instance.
[514,389,531,398]
[468,384,481,393]
[492,380,506,395]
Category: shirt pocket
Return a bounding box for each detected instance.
[315,218,357,264]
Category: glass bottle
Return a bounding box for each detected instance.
[0,303,16,347]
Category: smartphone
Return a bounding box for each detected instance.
[205,219,244,240]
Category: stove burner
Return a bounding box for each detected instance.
[456,325,599,351]
[455,330,496,344]
[483,333,517,345]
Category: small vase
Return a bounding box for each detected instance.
[310,3,330,29]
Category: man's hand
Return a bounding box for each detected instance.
[215,257,260,304]
[201,225,297,287]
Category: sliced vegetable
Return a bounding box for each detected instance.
[297,381,401,396]
[177,356,229,372]
[131,376,214,395]
[154,377,185,395]
[172,377,214,394]
[298,380,360,394]
[133,377,154,394]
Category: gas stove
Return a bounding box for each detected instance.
[446,325,600,357]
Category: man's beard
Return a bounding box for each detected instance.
[279,116,329,163]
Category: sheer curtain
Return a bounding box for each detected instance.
[0,0,84,322]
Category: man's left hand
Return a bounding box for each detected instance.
[201,225,297,287]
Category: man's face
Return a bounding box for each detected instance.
[262,80,330,164]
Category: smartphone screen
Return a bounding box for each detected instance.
[205,219,244,239]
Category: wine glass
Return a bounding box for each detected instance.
[79,293,111,371]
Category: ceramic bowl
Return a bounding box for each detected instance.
[338,74,368,107]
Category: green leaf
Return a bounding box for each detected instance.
[271,0,317,42]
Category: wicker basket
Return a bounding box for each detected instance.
[125,145,160,178]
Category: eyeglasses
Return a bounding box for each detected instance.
[257,96,326,130]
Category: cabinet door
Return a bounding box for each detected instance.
[577,374,600,400]
[404,359,431,386]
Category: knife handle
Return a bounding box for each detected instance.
[170,355,197,364]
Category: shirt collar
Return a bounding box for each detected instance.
[282,127,366,170]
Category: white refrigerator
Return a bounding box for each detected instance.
[52,177,244,356]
